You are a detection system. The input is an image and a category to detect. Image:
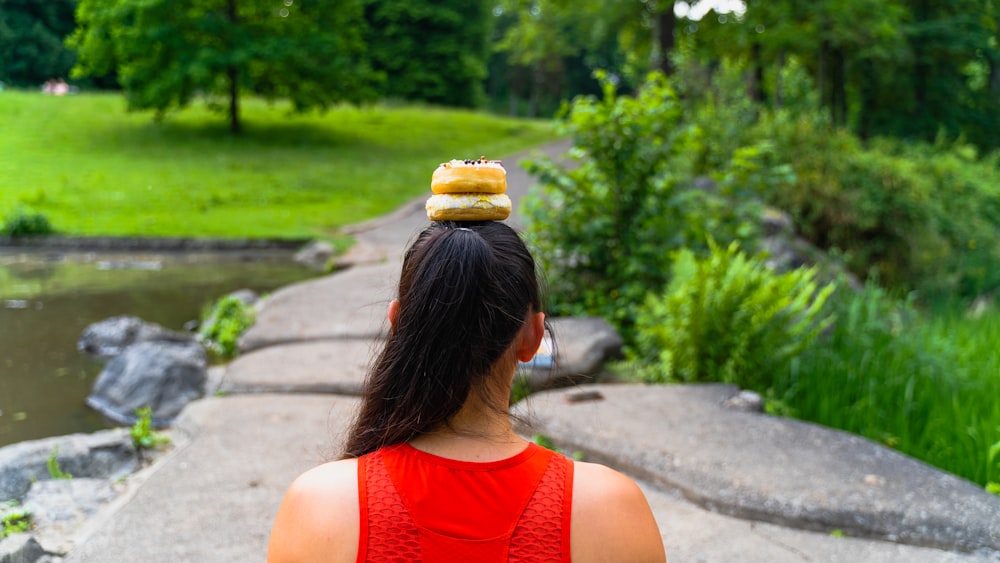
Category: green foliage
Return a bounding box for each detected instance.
[198,295,255,359]
[635,241,835,390]
[0,0,78,87]
[47,447,72,480]
[68,0,380,132]
[0,91,555,238]
[522,71,773,341]
[769,284,1000,486]
[364,0,490,107]
[759,109,1000,300]
[510,372,532,405]
[130,406,170,449]
[1,503,31,538]
[0,206,54,237]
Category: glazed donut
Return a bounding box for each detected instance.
[431,158,506,194]
[426,193,512,221]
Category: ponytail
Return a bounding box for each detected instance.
[342,221,540,458]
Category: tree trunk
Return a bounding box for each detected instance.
[831,47,846,127]
[857,59,876,140]
[656,1,676,75]
[774,51,785,108]
[229,66,241,134]
[818,39,827,112]
[227,0,241,134]
[750,42,765,104]
[989,51,1000,95]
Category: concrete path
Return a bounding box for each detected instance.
[67,141,1000,562]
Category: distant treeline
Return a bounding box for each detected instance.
[2,0,998,148]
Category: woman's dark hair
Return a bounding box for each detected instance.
[342,221,541,458]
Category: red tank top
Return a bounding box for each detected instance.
[356,442,574,562]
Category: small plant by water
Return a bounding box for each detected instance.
[1,502,31,538]
[198,295,256,359]
[130,407,170,450]
[1,206,54,237]
[47,447,72,480]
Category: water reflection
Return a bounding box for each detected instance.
[0,252,319,447]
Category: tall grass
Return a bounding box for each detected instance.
[771,285,1000,487]
[0,91,556,239]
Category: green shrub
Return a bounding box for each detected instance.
[1,206,55,237]
[634,241,834,390]
[522,71,781,342]
[198,295,256,359]
[757,110,1000,301]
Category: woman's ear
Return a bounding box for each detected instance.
[387,299,400,331]
[516,312,546,363]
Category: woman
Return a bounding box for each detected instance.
[268,221,666,562]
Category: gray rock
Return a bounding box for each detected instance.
[0,534,46,563]
[515,383,1000,554]
[77,316,195,360]
[293,240,334,270]
[723,389,764,413]
[220,340,374,396]
[757,207,863,291]
[23,479,117,555]
[86,341,207,427]
[520,317,623,391]
[225,289,259,308]
[0,430,135,503]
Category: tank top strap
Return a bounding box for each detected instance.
[356,449,421,562]
[508,451,574,562]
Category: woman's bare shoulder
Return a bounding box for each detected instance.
[266,458,360,563]
[571,461,667,563]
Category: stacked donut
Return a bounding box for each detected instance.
[426,157,511,221]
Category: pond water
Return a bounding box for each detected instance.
[0,252,320,448]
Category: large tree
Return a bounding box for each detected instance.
[363,0,492,108]
[0,0,78,87]
[68,0,380,133]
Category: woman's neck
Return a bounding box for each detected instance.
[408,387,527,462]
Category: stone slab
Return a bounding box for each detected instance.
[514,383,1000,554]
[643,482,994,562]
[66,394,359,563]
[238,261,399,352]
[221,340,379,395]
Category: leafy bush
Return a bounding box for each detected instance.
[1,206,55,237]
[198,295,256,359]
[757,110,1000,301]
[522,71,781,341]
[634,242,834,390]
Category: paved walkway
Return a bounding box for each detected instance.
[67,142,1000,562]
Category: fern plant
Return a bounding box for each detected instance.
[635,241,835,391]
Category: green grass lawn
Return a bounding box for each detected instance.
[0,91,558,239]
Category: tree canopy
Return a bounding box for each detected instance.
[68,0,380,132]
[0,0,78,87]
[363,0,492,107]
